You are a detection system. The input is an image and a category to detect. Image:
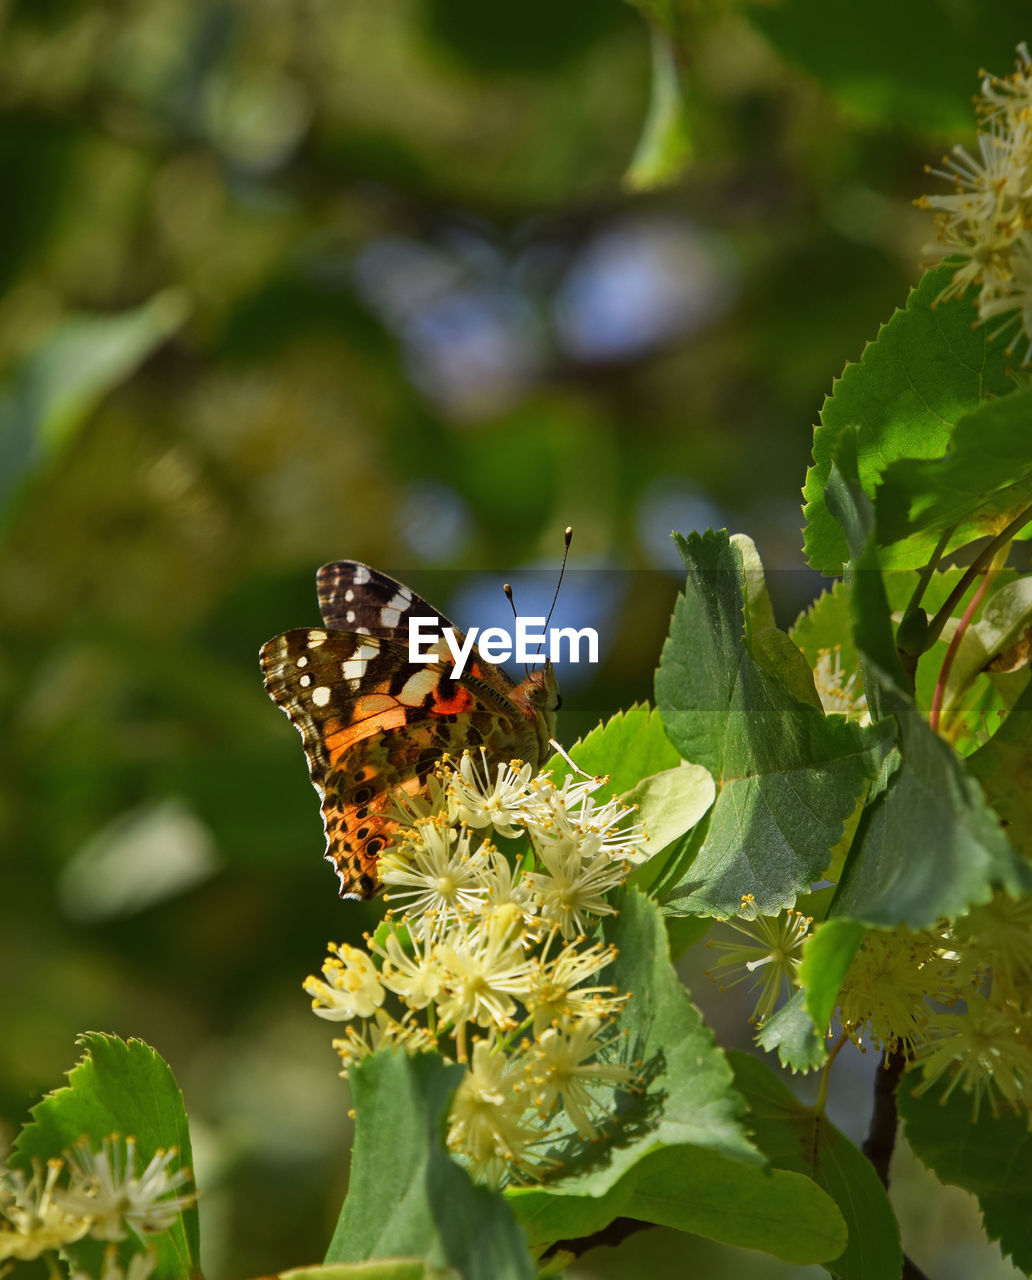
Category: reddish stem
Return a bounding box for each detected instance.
[928,560,998,733]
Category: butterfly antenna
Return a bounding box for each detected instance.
[543,526,573,636]
[504,582,531,677]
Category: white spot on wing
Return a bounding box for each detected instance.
[341,640,379,683]
[353,566,371,585]
[345,589,354,602]
[312,686,331,707]
[308,630,328,648]
[381,608,401,628]
[296,655,308,668]
[346,610,355,623]
[300,674,311,687]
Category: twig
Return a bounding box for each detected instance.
[862,1048,933,1280]
[545,1216,652,1259]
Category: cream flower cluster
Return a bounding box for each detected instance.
[0,1135,194,1279]
[918,43,1032,360]
[304,751,647,1185]
[835,894,1032,1122]
[708,889,1032,1122]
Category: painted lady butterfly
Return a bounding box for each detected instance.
[260,560,561,899]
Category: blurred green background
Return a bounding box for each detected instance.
[1,1,1028,1276]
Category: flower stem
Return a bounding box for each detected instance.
[924,504,1032,651]
[903,523,957,619]
[816,1033,848,1115]
[929,543,1009,732]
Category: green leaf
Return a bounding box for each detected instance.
[755,989,826,1074]
[790,567,980,724]
[623,762,715,870]
[624,1143,846,1264]
[544,889,758,1191]
[548,702,680,795]
[824,435,1032,926]
[900,1074,1032,1274]
[0,290,189,520]
[510,890,780,1246]
[730,1051,902,1280]
[13,1033,200,1280]
[623,25,692,192]
[747,0,1031,135]
[516,1142,845,1265]
[799,919,866,1034]
[653,530,893,916]
[326,1051,533,1279]
[939,576,1032,733]
[737,533,821,711]
[876,385,1032,562]
[663,912,714,960]
[823,433,908,696]
[279,1264,452,1280]
[802,267,1016,575]
[966,680,1032,859]
[790,580,859,679]
[510,895,844,1264]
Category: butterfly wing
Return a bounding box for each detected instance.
[317,561,454,639]
[317,560,530,706]
[259,627,545,898]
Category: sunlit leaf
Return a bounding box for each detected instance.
[803,267,1015,575]
[326,1052,533,1279]
[824,433,1032,926]
[510,893,845,1264]
[966,681,1032,859]
[876,386,1032,562]
[653,530,892,916]
[13,1034,200,1280]
[548,702,680,795]
[755,989,826,1074]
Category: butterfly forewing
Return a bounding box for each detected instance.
[317,560,531,706]
[317,561,455,640]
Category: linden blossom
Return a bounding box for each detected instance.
[407,616,599,679]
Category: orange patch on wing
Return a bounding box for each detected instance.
[431,686,475,715]
[325,707,409,764]
[354,694,399,718]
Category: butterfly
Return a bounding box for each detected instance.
[260,560,561,899]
